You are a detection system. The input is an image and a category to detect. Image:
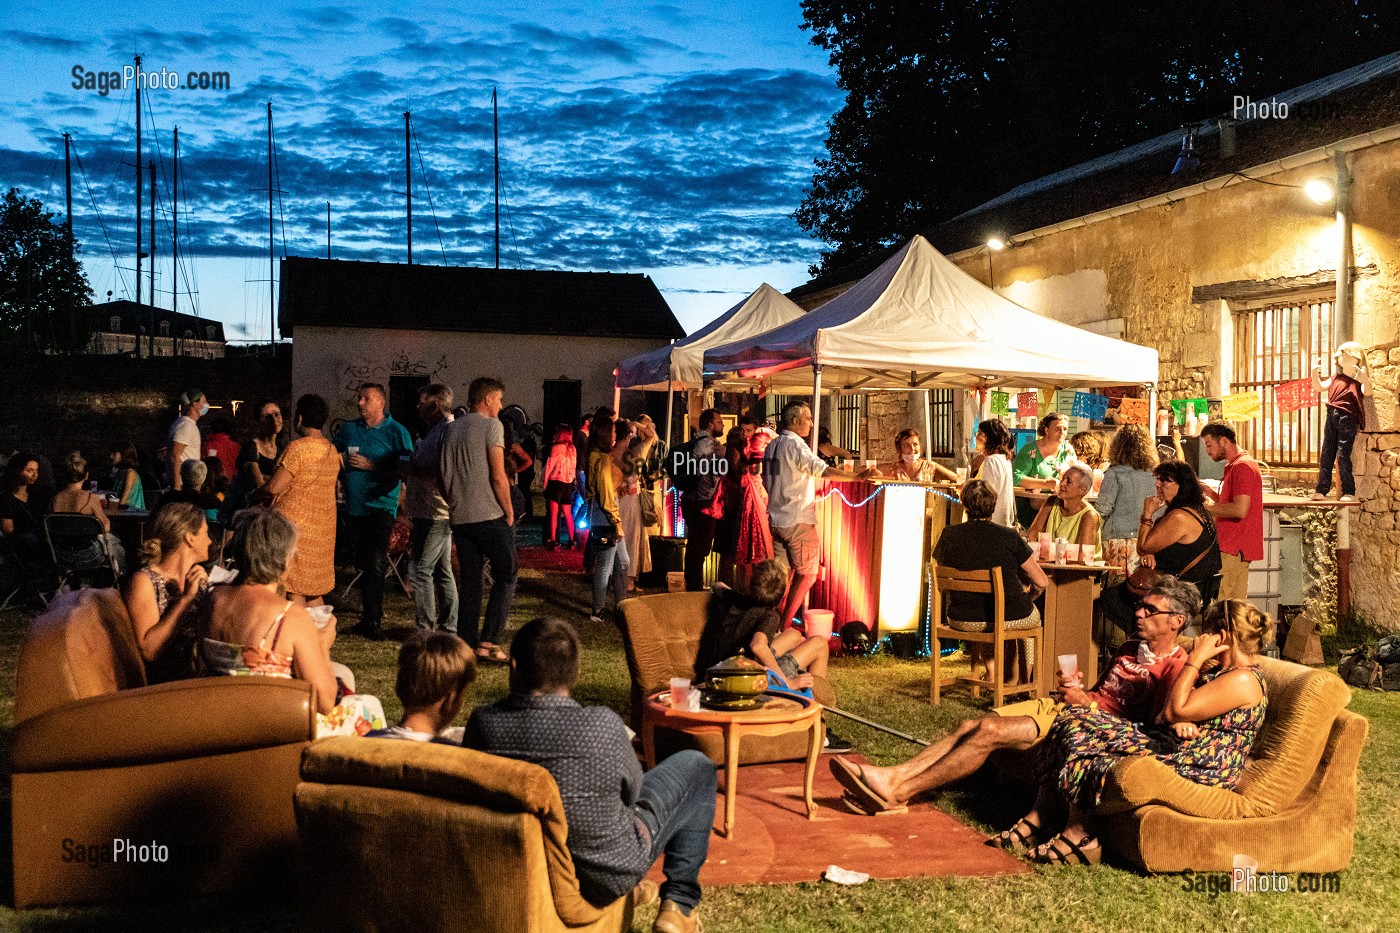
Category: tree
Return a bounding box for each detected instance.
[0,188,94,353]
[796,1,1400,276]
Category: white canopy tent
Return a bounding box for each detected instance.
[616,282,807,444]
[702,235,1159,444]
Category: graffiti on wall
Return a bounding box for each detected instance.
[341,351,450,393]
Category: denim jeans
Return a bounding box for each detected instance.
[1316,406,1359,496]
[411,518,458,632]
[346,509,395,628]
[452,516,517,648]
[635,749,716,912]
[591,535,630,615]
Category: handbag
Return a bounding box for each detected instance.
[639,484,658,526]
[1126,545,1209,599]
[583,497,617,548]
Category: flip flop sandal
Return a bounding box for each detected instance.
[476,644,508,664]
[992,817,1046,853]
[1031,833,1102,866]
[829,757,905,815]
[840,791,907,817]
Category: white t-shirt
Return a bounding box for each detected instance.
[976,453,1016,528]
[166,415,201,480]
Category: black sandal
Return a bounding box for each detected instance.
[992,817,1045,853]
[1030,833,1101,866]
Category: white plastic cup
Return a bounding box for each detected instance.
[864,459,876,471]
[306,604,335,629]
[669,677,692,707]
[1057,654,1079,680]
[1063,542,1081,563]
[955,467,968,483]
[347,446,360,459]
[1054,537,1069,563]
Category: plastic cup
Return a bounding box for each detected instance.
[306,604,335,629]
[864,459,876,471]
[1063,543,1081,563]
[1054,537,1069,563]
[955,467,968,483]
[804,609,836,639]
[669,677,692,707]
[1057,654,1079,679]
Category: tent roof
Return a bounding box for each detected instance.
[616,283,807,390]
[703,236,1158,391]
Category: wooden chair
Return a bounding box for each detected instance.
[930,565,1042,708]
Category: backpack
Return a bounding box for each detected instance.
[1338,645,1383,690]
[668,435,707,495]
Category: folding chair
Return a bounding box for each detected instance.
[341,518,413,597]
[44,513,120,593]
[1,532,50,610]
[930,565,1043,708]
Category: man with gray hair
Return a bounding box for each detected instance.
[404,384,458,634]
[832,576,1197,819]
[763,401,873,628]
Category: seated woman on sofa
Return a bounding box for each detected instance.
[122,501,211,683]
[1011,598,1271,866]
[197,508,383,737]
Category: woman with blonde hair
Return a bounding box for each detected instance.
[1096,424,1159,576]
[50,451,128,575]
[121,501,210,683]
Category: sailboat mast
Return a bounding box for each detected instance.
[172,126,179,318]
[134,54,142,327]
[148,159,155,327]
[64,132,74,347]
[405,111,412,265]
[493,87,499,270]
[267,101,274,348]
[326,202,331,259]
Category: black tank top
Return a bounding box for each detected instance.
[1154,506,1222,582]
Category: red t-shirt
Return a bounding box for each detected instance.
[204,433,240,482]
[1089,640,1187,723]
[1217,453,1264,562]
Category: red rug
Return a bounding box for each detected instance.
[517,543,584,574]
[647,757,1029,887]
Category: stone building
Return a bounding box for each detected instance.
[87,299,226,359]
[790,53,1400,624]
[279,258,684,436]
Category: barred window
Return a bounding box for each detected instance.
[1231,296,1334,468]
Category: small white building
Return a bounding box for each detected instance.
[279,257,685,434]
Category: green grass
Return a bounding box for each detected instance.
[3,562,1399,932]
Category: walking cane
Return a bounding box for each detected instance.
[823,705,930,747]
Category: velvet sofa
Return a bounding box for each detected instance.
[294,737,634,933]
[9,586,316,908]
[1094,652,1366,872]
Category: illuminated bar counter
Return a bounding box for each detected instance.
[807,478,964,642]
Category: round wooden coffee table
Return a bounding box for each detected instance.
[641,690,822,838]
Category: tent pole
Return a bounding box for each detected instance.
[613,375,621,416]
[664,378,674,450]
[810,365,824,452]
[922,390,933,456]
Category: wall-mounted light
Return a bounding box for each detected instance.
[986,236,1007,251]
[1304,178,1335,204]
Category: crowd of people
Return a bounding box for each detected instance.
[1,385,1286,928]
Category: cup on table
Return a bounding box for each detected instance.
[669,677,692,708]
[1054,537,1069,563]
[1038,532,1052,555]
[864,459,876,471]
[1063,542,1082,563]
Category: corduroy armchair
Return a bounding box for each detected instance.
[294,737,634,933]
[617,591,836,765]
[1095,653,1366,873]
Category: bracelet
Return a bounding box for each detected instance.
[1140,517,1154,526]
[1183,662,1199,671]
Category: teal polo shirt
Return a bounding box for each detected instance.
[334,415,414,516]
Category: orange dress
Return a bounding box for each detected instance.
[273,435,341,597]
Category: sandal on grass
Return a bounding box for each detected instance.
[476,644,508,664]
[1030,833,1101,866]
[829,757,906,816]
[991,817,1046,853]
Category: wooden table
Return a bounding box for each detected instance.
[641,691,822,839]
[1036,561,1110,696]
[106,507,152,564]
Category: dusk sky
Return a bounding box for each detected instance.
[0,1,840,341]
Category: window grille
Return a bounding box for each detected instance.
[1231,296,1334,468]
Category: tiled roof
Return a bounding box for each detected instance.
[278,257,684,340]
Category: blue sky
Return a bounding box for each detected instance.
[0,1,839,340]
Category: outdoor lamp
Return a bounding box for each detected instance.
[1305,178,1335,204]
[986,236,1006,251]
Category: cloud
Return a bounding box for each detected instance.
[2,30,89,52]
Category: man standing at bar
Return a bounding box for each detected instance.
[763,401,872,628]
[1199,420,1263,602]
[335,382,414,641]
[677,408,725,591]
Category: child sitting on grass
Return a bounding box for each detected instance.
[367,631,478,743]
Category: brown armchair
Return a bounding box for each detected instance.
[617,591,835,764]
[294,737,634,933]
[1094,653,1366,872]
[10,587,316,908]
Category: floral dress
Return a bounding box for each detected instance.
[1040,666,1268,809]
